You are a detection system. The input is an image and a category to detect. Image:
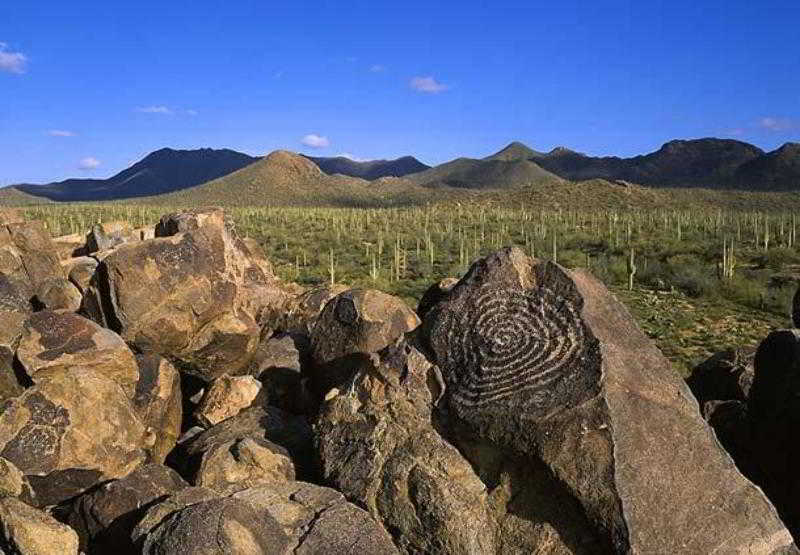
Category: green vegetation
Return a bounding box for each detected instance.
[17,201,797,375]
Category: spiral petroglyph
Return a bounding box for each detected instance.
[434,283,588,410]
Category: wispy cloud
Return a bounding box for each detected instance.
[759,117,794,132]
[136,105,173,115]
[337,152,365,161]
[274,71,284,79]
[185,109,198,116]
[0,42,27,74]
[410,76,449,94]
[370,64,385,73]
[78,157,101,170]
[301,134,330,148]
[47,129,75,137]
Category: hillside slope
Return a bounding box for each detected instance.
[408,156,562,189]
[12,148,257,201]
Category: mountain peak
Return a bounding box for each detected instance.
[485,141,544,162]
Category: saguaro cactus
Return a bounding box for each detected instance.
[627,248,637,291]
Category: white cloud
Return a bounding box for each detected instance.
[78,157,101,170]
[136,105,173,115]
[47,129,75,137]
[759,117,794,132]
[0,42,27,74]
[185,109,198,116]
[370,64,385,73]
[301,134,330,148]
[410,76,448,94]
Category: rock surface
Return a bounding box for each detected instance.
[15,310,139,397]
[33,276,82,312]
[0,220,63,302]
[192,436,295,492]
[316,338,496,553]
[420,247,794,553]
[66,463,187,553]
[133,353,183,463]
[687,346,755,405]
[0,367,147,505]
[86,207,290,380]
[0,496,79,554]
[194,374,261,428]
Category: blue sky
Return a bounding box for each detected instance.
[1,0,798,185]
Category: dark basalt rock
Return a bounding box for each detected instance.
[688,346,755,405]
[420,246,794,553]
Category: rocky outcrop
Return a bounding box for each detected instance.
[0,219,63,303]
[15,310,139,397]
[419,247,793,553]
[0,496,79,554]
[0,367,148,505]
[316,338,496,553]
[85,207,291,381]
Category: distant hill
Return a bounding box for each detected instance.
[483,141,546,161]
[733,143,800,191]
[154,150,430,207]
[407,143,562,190]
[11,148,257,201]
[305,155,429,180]
[533,138,795,189]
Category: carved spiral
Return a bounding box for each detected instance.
[438,284,587,409]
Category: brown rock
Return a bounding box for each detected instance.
[16,311,139,397]
[276,284,349,336]
[0,367,148,505]
[66,463,187,554]
[0,496,79,554]
[0,309,27,406]
[0,208,22,225]
[33,276,82,312]
[0,220,63,299]
[249,333,306,413]
[132,354,183,463]
[194,374,261,428]
[130,486,219,548]
[317,339,496,554]
[87,208,290,380]
[140,497,289,555]
[687,346,755,404]
[63,256,98,294]
[52,232,87,259]
[417,277,457,319]
[420,247,794,553]
[192,437,295,492]
[0,456,34,501]
[86,220,133,253]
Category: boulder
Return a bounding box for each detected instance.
[701,400,757,479]
[194,374,261,428]
[0,496,79,554]
[233,481,399,554]
[178,405,315,480]
[140,497,289,555]
[0,367,148,506]
[749,329,800,539]
[417,277,457,319]
[192,437,295,492]
[52,232,87,259]
[63,256,98,294]
[0,220,63,300]
[32,276,82,312]
[687,346,755,405]
[85,208,290,380]
[66,463,187,554]
[130,486,219,548]
[0,274,30,314]
[419,247,794,553]
[132,354,182,463]
[0,456,34,501]
[316,339,496,554]
[15,311,139,397]
[275,284,349,336]
[86,220,133,253]
[0,309,27,406]
[249,333,306,414]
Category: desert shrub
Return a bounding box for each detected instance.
[753,247,800,271]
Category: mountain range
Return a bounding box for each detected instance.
[2,138,799,203]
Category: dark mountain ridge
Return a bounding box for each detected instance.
[305,155,429,180]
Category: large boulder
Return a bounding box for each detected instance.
[0,496,79,554]
[63,255,98,294]
[130,486,219,548]
[248,333,308,414]
[15,311,139,397]
[687,346,755,405]
[84,208,291,380]
[0,220,63,301]
[140,497,289,555]
[419,247,794,553]
[66,463,187,554]
[233,481,399,554]
[132,354,183,463]
[316,338,496,554]
[749,329,800,540]
[0,367,148,505]
[32,276,82,312]
[86,220,133,253]
[0,309,27,406]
